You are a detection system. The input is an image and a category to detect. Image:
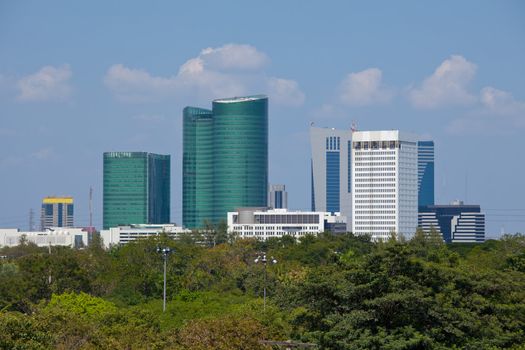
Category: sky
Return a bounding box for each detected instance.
[1,1,524,237]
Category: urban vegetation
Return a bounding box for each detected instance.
[1,230,524,349]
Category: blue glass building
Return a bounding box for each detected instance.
[418,140,435,207]
[310,127,352,222]
[418,202,485,243]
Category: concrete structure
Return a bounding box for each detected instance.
[418,201,485,243]
[351,130,418,240]
[41,196,74,230]
[268,184,288,209]
[183,95,268,228]
[100,224,191,249]
[103,152,170,229]
[227,208,347,240]
[417,140,435,207]
[310,126,352,228]
[0,227,88,248]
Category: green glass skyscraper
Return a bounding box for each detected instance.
[183,95,268,229]
[103,152,170,229]
[183,107,214,229]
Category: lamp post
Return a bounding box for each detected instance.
[157,246,172,312]
[254,253,277,311]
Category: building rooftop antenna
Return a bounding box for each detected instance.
[351,121,358,132]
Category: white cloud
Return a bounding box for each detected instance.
[104,64,175,102]
[17,65,72,102]
[198,44,268,71]
[339,68,392,106]
[447,86,525,134]
[267,77,305,107]
[104,43,304,106]
[409,55,477,108]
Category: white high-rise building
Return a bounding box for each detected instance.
[351,130,418,240]
[310,126,352,227]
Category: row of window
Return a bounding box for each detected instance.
[354,156,396,161]
[354,151,396,156]
[354,188,396,193]
[354,183,396,188]
[354,205,396,209]
[326,136,341,151]
[355,162,396,167]
[355,215,396,220]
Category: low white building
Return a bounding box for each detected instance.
[100,224,191,249]
[227,208,347,240]
[0,227,89,248]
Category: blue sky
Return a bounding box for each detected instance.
[1,1,524,237]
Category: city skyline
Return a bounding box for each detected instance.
[1,1,524,236]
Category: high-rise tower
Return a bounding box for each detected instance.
[268,184,288,209]
[182,95,268,228]
[351,130,418,240]
[183,107,214,229]
[309,127,352,225]
[41,196,74,230]
[103,152,170,229]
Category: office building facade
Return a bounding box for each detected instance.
[100,224,190,249]
[183,107,214,229]
[41,196,74,230]
[310,127,352,225]
[183,95,268,229]
[227,208,347,240]
[268,184,288,209]
[418,201,485,243]
[351,130,418,240]
[103,152,170,230]
[418,140,435,207]
[0,227,88,249]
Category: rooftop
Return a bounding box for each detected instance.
[213,95,267,103]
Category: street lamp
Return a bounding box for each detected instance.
[157,246,172,312]
[254,253,277,311]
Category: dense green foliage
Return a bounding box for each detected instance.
[0,231,524,349]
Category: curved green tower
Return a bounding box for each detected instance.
[212,95,268,222]
[183,107,213,229]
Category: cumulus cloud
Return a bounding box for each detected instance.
[447,86,525,134]
[17,65,72,101]
[198,44,268,71]
[104,43,304,106]
[409,55,477,108]
[339,68,392,106]
[267,77,305,107]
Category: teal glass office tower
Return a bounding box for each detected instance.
[183,95,268,229]
[183,107,214,229]
[103,152,170,229]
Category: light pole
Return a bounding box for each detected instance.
[157,246,172,312]
[254,253,277,311]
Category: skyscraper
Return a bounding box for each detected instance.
[183,107,214,229]
[41,196,74,230]
[351,130,418,240]
[418,140,435,207]
[310,126,352,224]
[103,152,170,230]
[268,184,288,209]
[183,95,268,229]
